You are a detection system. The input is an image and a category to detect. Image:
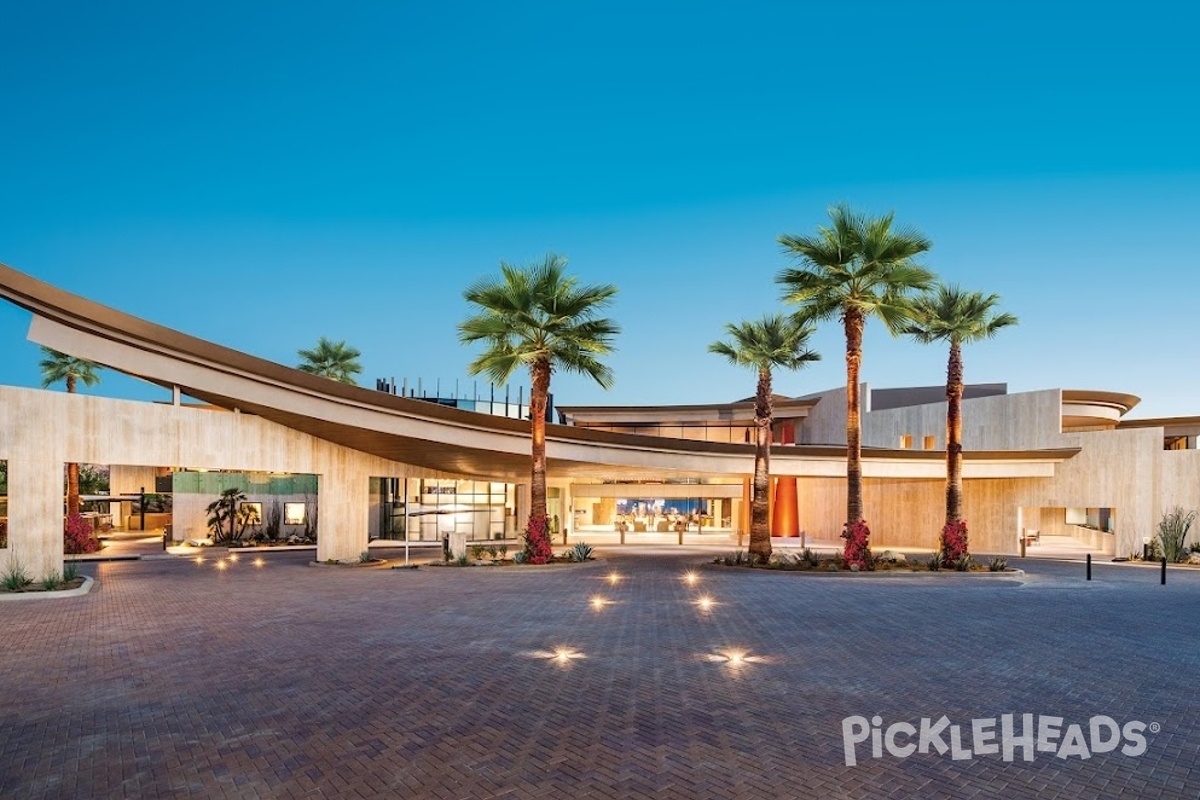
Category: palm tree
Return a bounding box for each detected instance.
[39,348,103,517]
[777,205,933,565]
[905,284,1017,554]
[709,314,820,563]
[297,337,363,385]
[458,254,619,563]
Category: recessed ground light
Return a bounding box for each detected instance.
[227,552,239,562]
[695,595,715,611]
[683,571,699,585]
[590,596,608,610]
[252,557,265,568]
[194,556,206,566]
[215,560,228,571]
[606,572,622,585]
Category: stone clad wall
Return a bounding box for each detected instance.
[0,386,431,578]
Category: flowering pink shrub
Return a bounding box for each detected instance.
[523,515,553,565]
[0,519,7,549]
[940,520,969,565]
[64,513,100,554]
[841,519,871,569]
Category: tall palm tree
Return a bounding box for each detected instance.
[458,254,618,563]
[39,348,103,517]
[297,337,363,385]
[709,314,820,563]
[905,284,1017,537]
[777,205,933,565]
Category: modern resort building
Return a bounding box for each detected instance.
[1,261,1197,578]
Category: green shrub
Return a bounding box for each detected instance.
[512,551,527,565]
[454,553,470,567]
[470,544,487,561]
[988,557,1008,572]
[567,542,594,562]
[801,547,819,567]
[927,552,942,572]
[63,562,79,582]
[2,557,31,591]
[1157,507,1196,563]
[498,544,509,560]
[359,551,372,563]
[41,571,61,591]
[953,554,973,572]
[486,545,498,559]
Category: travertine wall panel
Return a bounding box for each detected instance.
[0,386,437,576]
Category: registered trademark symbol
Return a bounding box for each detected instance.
[1149,722,1161,734]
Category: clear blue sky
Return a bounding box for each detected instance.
[2,1,1197,417]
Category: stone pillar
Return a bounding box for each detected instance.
[315,455,370,563]
[5,448,65,581]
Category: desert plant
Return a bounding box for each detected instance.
[458,254,619,559]
[1157,507,1196,563]
[1190,541,1200,554]
[470,544,487,561]
[2,556,31,591]
[778,205,933,553]
[904,285,1017,528]
[498,544,509,560]
[359,550,373,563]
[927,551,942,572]
[953,554,973,572]
[567,542,594,562]
[264,500,283,541]
[487,544,498,560]
[801,547,819,567]
[454,553,470,566]
[709,313,820,562]
[988,556,1008,572]
[512,550,528,564]
[63,513,100,554]
[63,562,78,582]
[41,571,61,591]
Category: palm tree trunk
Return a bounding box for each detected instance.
[945,341,964,524]
[66,373,79,517]
[750,368,773,562]
[844,308,864,524]
[528,358,551,523]
[66,463,81,517]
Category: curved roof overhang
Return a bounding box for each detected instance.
[0,262,1078,481]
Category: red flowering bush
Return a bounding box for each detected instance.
[64,513,100,554]
[523,515,554,565]
[0,519,7,549]
[940,520,969,565]
[841,519,871,569]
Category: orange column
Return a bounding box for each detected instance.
[772,476,799,537]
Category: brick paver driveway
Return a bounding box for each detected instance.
[2,547,1198,799]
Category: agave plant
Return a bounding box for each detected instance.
[568,542,594,562]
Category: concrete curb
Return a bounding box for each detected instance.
[0,575,94,602]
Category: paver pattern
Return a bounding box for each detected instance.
[2,547,1198,799]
